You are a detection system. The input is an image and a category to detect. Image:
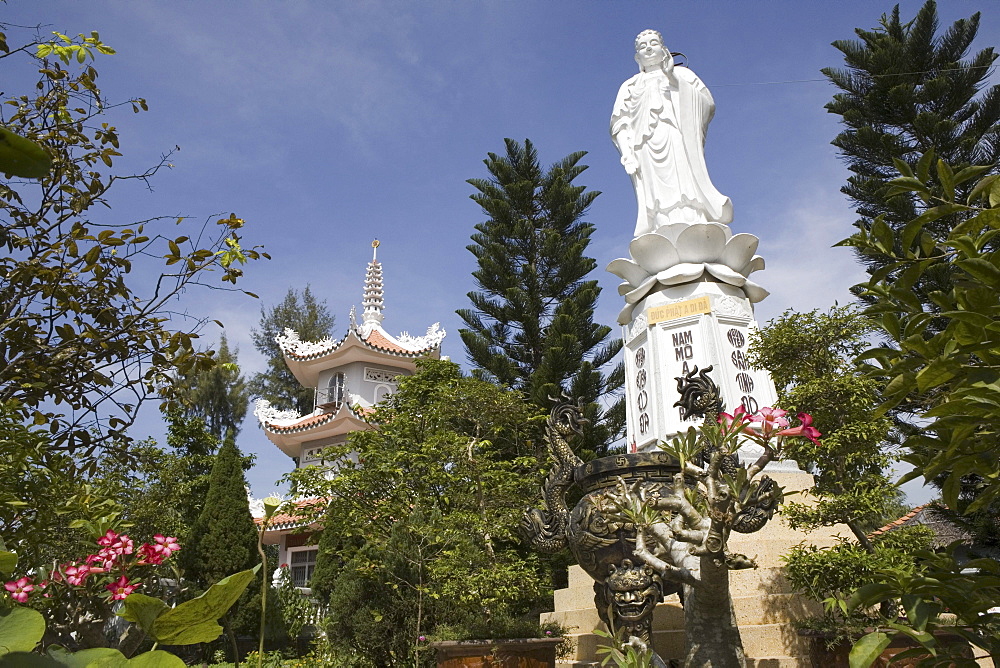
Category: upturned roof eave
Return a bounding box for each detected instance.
[283,327,440,387]
[261,406,371,457]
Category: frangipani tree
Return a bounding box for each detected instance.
[606,368,820,668]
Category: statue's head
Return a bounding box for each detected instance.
[634,29,669,73]
[606,559,662,624]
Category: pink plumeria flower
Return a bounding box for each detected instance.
[109,534,134,556]
[777,412,822,446]
[86,552,116,571]
[137,544,164,566]
[106,576,138,601]
[717,405,752,435]
[152,534,180,556]
[753,407,789,437]
[97,530,119,547]
[63,563,92,586]
[5,577,34,603]
[95,549,119,570]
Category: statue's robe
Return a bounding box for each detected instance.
[611,63,733,237]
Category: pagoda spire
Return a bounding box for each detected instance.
[361,239,384,329]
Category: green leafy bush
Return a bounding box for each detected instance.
[783,526,934,644]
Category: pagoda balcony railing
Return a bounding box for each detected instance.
[315,385,349,412]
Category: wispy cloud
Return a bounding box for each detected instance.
[118,3,464,161]
[754,183,866,325]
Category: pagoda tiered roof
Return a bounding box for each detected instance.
[254,398,371,457]
[275,320,444,387]
[254,241,445,451]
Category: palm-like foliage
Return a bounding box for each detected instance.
[824,1,1000,303]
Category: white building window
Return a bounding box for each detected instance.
[318,372,346,410]
[289,548,318,587]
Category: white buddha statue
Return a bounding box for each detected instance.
[611,29,733,238]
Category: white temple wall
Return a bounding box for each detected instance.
[299,434,350,468]
[315,361,410,409]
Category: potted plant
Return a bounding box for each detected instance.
[427,617,570,668]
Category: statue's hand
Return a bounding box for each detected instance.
[621,154,639,175]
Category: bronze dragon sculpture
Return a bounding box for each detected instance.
[521,399,586,552]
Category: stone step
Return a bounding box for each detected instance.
[648,592,823,626]
[651,622,813,658]
[560,655,807,668]
[541,607,602,632]
[544,612,815,664]
[558,570,812,610]
[565,560,818,599]
[549,588,822,628]
[747,657,809,668]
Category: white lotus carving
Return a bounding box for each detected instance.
[607,222,769,325]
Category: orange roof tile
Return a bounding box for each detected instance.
[283,326,438,361]
[869,504,930,538]
[867,503,971,549]
[364,328,413,354]
[256,497,325,530]
[268,412,333,432]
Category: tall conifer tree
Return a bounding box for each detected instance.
[250,286,335,414]
[827,1,1000,548]
[181,434,277,653]
[824,1,1000,295]
[181,334,250,439]
[182,433,258,589]
[458,139,623,458]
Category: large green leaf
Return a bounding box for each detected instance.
[0,653,61,667]
[848,583,894,610]
[957,258,1000,287]
[122,652,186,668]
[116,594,168,635]
[916,359,957,392]
[0,127,52,179]
[902,203,965,249]
[849,631,891,668]
[0,607,45,655]
[46,646,123,667]
[886,622,933,647]
[149,567,257,645]
[149,618,222,647]
[0,552,16,578]
[44,646,185,667]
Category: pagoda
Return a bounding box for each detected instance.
[253,240,445,587]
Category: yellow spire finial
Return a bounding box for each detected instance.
[372,238,380,261]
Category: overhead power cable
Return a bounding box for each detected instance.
[712,63,994,87]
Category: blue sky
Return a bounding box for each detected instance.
[5,1,998,503]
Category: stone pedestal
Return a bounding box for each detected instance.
[541,470,850,667]
[622,281,781,459]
